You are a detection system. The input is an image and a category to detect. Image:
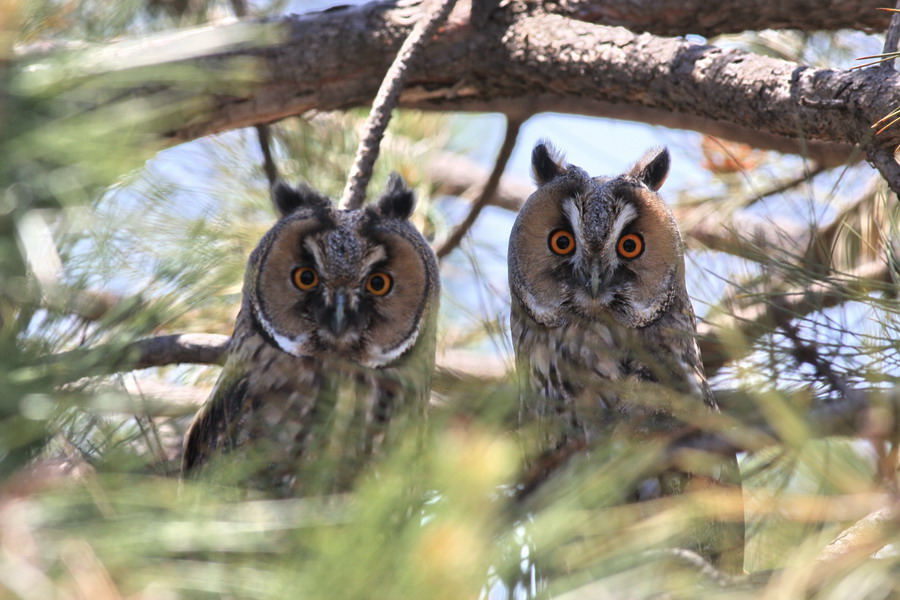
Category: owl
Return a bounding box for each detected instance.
[182,175,440,496]
[508,142,744,573]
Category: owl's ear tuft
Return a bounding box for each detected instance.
[629,147,670,191]
[376,173,416,220]
[272,182,332,217]
[532,140,566,186]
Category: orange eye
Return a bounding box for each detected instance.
[365,272,392,296]
[548,230,575,255]
[291,267,319,290]
[617,233,644,259]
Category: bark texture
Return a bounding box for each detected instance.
[553,0,893,36]
[119,0,899,168]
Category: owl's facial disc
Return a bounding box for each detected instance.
[253,207,434,366]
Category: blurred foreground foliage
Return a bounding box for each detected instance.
[1,2,899,599]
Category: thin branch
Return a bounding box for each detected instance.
[435,117,524,259]
[427,151,531,212]
[255,124,279,188]
[698,259,895,376]
[123,333,230,370]
[339,0,461,210]
[744,162,826,208]
[228,0,280,190]
[49,333,230,377]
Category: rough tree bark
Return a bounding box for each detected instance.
[48,0,898,175]
[552,0,892,36]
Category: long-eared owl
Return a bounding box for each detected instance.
[508,142,744,572]
[182,175,440,496]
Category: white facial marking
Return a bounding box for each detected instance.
[520,287,565,327]
[561,197,585,251]
[363,326,420,368]
[608,202,637,254]
[256,308,309,356]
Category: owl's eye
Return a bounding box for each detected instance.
[617,233,644,259]
[291,267,319,291]
[365,272,393,296]
[548,229,575,255]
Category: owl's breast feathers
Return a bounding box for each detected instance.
[511,290,716,441]
[182,306,428,493]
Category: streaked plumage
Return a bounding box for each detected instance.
[508,142,744,572]
[182,176,439,496]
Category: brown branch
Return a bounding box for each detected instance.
[553,0,893,37]
[880,2,900,71]
[435,116,523,259]
[743,162,826,208]
[427,152,531,212]
[49,333,230,379]
[255,124,279,189]
[866,142,900,198]
[814,505,900,568]
[866,2,900,197]
[73,2,881,162]
[124,333,230,369]
[339,0,462,210]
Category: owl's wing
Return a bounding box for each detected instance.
[181,359,250,476]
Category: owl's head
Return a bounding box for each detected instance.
[509,142,684,329]
[244,175,439,368]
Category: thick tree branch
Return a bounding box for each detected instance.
[499,13,898,150]
[69,1,889,162]
[552,0,892,37]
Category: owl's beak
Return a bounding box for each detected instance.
[589,262,603,299]
[329,290,349,335]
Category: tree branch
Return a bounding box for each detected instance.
[256,124,279,188]
[339,0,462,209]
[435,116,523,259]
[865,1,900,196]
[53,1,890,162]
[427,151,531,212]
[815,505,900,568]
[698,259,895,376]
[552,0,892,37]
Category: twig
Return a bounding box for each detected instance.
[228,0,280,189]
[255,124,279,188]
[698,259,894,376]
[427,151,532,212]
[745,162,825,208]
[775,306,857,399]
[339,0,461,210]
[436,117,524,259]
[48,333,230,378]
